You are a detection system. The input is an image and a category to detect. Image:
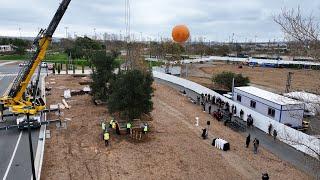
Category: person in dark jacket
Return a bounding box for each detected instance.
[253,138,259,154]
[115,122,121,135]
[268,123,272,135]
[240,109,244,119]
[262,173,269,180]
[212,96,215,104]
[246,134,251,148]
[208,105,212,114]
[201,128,208,139]
[273,129,277,141]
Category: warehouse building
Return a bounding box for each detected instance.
[233,86,305,127]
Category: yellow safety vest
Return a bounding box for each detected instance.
[127,123,131,129]
[101,122,106,130]
[144,125,148,132]
[112,122,116,129]
[104,132,110,140]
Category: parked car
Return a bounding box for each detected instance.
[41,62,48,68]
[19,62,27,67]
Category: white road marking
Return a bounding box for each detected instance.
[0,74,18,77]
[2,82,13,97]
[2,131,23,180]
[0,61,17,67]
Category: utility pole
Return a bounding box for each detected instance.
[18,27,22,38]
[185,63,188,78]
[140,32,142,42]
[285,72,293,93]
[26,112,36,180]
[65,27,68,39]
[254,35,258,50]
[232,78,235,98]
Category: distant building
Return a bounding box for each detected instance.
[120,50,127,56]
[0,45,14,52]
[233,86,305,127]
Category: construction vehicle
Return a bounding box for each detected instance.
[0,0,71,118]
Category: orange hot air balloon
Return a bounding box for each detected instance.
[172,25,190,43]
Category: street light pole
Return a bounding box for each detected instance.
[26,113,36,180]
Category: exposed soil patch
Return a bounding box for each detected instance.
[41,75,310,180]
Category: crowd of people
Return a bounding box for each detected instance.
[197,93,252,127]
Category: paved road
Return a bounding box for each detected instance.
[155,78,319,179]
[0,63,41,180]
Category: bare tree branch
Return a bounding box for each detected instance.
[274,7,320,60]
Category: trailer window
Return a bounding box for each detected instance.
[268,108,275,117]
[237,95,242,102]
[250,100,256,108]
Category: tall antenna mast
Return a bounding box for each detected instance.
[124,0,131,70]
[125,0,131,42]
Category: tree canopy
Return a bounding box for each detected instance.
[0,37,30,55]
[64,36,105,59]
[90,51,118,101]
[107,70,154,120]
[212,71,250,91]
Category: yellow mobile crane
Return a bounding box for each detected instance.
[0,0,71,115]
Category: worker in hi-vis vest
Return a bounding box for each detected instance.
[101,121,106,131]
[109,118,114,128]
[112,121,116,129]
[143,124,148,134]
[126,122,132,134]
[104,131,110,146]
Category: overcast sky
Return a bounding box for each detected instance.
[0,0,319,42]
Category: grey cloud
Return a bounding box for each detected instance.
[0,0,319,42]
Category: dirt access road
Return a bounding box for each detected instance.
[185,62,320,94]
[41,75,310,180]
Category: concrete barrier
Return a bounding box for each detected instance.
[34,75,47,180]
[153,71,320,159]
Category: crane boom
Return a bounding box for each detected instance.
[1,0,71,114]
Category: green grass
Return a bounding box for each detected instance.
[0,54,29,60]
[43,52,90,66]
[0,52,68,61]
[148,61,165,67]
[115,57,125,66]
[44,53,68,61]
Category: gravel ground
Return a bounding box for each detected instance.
[41,75,311,180]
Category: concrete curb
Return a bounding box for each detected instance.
[34,75,47,180]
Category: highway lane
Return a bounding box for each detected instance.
[0,63,41,180]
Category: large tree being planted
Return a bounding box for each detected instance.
[107,70,154,120]
[90,51,118,102]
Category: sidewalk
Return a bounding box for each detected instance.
[155,78,319,178]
